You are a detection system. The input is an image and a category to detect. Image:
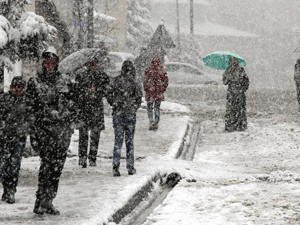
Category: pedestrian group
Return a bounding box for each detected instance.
[0,46,169,215]
[0,45,256,216]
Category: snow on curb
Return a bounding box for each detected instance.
[105,116,191,224]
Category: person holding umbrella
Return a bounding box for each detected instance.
[222,57,249,132]
[74,56,110,168]
[294,58,300,111]
[26,47,74,215]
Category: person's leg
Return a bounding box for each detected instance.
[112,114,125,176]
[34,131,71,215]
[3,137,26,203]
[0,141,3,184]
[89,126,101,166]
[153,100,161,130]
[1,142,10,202]
[147,100,156,130]
[30,133,39,155]
[78,125,88,168]
[124,114,136,174]
[34,132,53,214]
[147,100,154,121]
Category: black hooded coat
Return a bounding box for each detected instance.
[107,60,143,115]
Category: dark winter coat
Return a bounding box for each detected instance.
[295,58,300,85]
[26,70,73,136]
[222,60,249,132]
[107,60,143,115]
[74,69,110,129]
[143,55,168,101]
[0,91,29,142]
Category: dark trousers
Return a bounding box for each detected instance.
[79,125,101,162]
[296,82,300,105]
[112,113,136,171]
[147,100,161,124]
[35,129,72,203]
[2,136,26,191]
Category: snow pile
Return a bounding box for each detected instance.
[18,12,56,39]
[0,15,11,48]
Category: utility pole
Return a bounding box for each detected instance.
[87,0,94,48]
[190,0,194,36]
[176,0,180,49]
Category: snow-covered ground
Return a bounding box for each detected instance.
[0,101,190,225]
[2,84,300,224]
[141,115,300,225]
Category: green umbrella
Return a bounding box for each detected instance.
[202,51,246,70]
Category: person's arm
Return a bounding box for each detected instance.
[134,83,143,111]
[105,79,115,107]
[25,77,40,126]
[143,70,151,92]
[295,62,300,83]
[162,72,168,92]
[222,72,229,85]
[240,68,249,92]
[0,94,7,138]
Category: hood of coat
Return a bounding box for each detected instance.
[41,47,60,81]
[120,59,136,82]
[147,55,165,73]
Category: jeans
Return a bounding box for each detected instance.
[79,125,101,162]
[147,100,161,124]
[112,113,136,171]
[2,136,26,191]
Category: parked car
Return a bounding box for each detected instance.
[165,62,222,85]
[106,52,135,77]
[165,62,204,75]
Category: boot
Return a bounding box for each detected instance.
[128,168,136,175]
[1,186,8,201]
[89,161,97,167]
[5,187,15,204]
[33,198,46,215]
[113,166,121,177]
[78,157,87,168]
[89,156,97,167]
[45,201,60,215]
[149,121,156,131]
[152,123,158,130]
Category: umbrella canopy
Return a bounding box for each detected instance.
[59,47,108,78]
[94,35,114,43]
[148,23,176,49]
[202,51,246,70]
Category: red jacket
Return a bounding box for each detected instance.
[143,56,168,101]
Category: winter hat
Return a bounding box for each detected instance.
[10,76,26,88]
[41,46,59,62]
[121,59,136,77]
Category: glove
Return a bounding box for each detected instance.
[51,110,60,120]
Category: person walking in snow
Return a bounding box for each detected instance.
[74,57,110,168]
[26,47,74,215]
[107,60,142,177]
[0,76,28,204]
[294,58,300,111]
[222,57,249,132]
[143,55,168,131]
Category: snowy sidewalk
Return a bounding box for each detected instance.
[0,101,190,225]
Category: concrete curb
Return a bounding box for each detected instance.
[110,119,191,224]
